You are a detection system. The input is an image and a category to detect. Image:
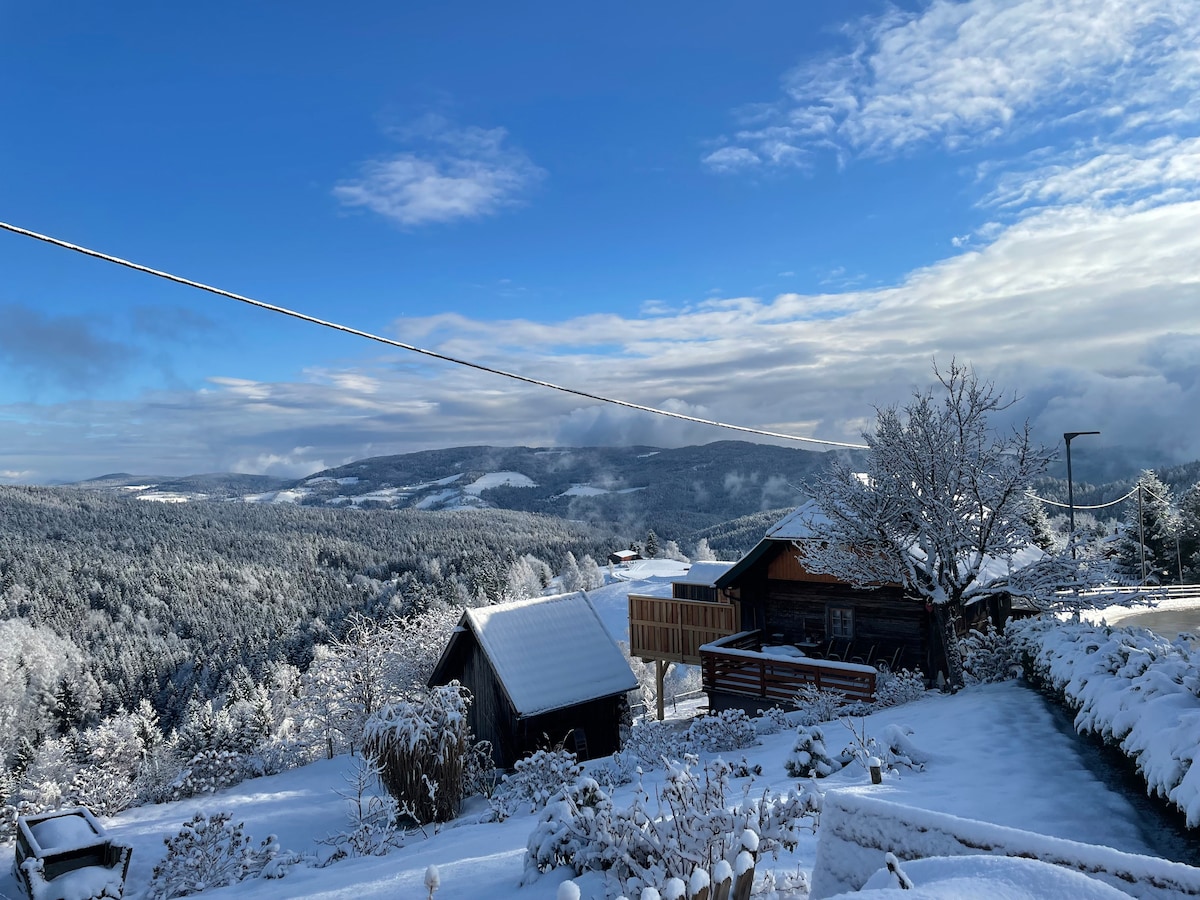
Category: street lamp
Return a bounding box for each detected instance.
[1064,431,1100,559]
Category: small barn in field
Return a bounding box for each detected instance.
[429,591,637,769]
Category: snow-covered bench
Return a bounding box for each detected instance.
[13,807,131,900]
[810,791,1200,899]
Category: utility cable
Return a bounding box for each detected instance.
[1026,486,1140,510]
[0,220,869,449]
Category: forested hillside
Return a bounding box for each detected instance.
[0,486,621,736]
[75,441,850,538]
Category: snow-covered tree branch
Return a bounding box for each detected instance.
[795,361,1055,687]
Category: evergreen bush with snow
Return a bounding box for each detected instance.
[1011,617,1200,826]
[362,681,476,825]
[169,749,245,800]
[961,623,1020,684]
[784,725,841,779]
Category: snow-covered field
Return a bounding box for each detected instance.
[2,680,1188,900]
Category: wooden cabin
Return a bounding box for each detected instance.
[713,505,1018,684]
[608,549,642,566]
[429,592,638,769]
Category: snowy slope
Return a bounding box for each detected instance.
[0,682,1186,900]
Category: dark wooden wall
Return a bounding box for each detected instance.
[435,632,628,769]
[518,695,627,762]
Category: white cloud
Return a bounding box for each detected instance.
[334,117,544,226]
[709,0,1200,167]
[985,135,1200,212]
[701,146,763,173]
[6,190,1200,482]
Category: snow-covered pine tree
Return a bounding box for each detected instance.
[1179,483,1200,583]
[1114,470,1179,583]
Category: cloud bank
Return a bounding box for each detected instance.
[4,190,1199,483]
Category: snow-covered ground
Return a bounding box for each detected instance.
[1,681,1188,900]
[1083,591,1200,627]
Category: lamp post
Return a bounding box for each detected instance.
[1064,431,1100,559]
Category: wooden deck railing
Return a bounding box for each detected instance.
[700,630,876,703]
[628,594,741,665]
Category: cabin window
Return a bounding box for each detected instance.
[829,607,854,639]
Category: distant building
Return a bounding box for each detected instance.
[429,592,637,768]
[608,548,641,565]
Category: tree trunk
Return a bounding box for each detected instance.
[933,602,965,689]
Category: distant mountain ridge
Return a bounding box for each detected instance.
[67,442,1200,548]
[68,441,857,539]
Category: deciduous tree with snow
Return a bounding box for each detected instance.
[794,361,1054,688]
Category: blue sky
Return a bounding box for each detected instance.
[3,0,1200,483]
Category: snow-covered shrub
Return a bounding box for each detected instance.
[836,719,927,774]
[363,681,475,825]
[490,747,583,820]
[524,757,818,897]
[686,708,756,753]
[1010,617,1200,826]
[147,812,287,899]
[871,668,928,708]
[792,684,850,725]
[70,764,138,816]
[784,726,841,778]
[134,742,186,806]
[319,756,404,859]
[879,724,928,771]
[618,718,689,767]
[753,706,792,736]
[463,739,497,800]
[169,749,245,800]
[0,768,16,843]
[962,623,1020,684]
[617,708,757,771]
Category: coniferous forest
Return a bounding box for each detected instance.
[0,485,622,742]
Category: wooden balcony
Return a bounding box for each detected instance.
[628,593,741,665]
[700,630,877,704]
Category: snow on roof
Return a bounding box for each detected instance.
[465,592,638,717]
[762,502,1047,590]
[764,500,830,541]
[674,561,736,586]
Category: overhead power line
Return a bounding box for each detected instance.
[1027,486,1140,510]
[0,219,868,450]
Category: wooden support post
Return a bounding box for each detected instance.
[656,658,666,721]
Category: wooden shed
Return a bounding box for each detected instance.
[429,592,638,769]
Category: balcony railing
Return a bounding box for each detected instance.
[700,630,876,703]
[628,593,741,665]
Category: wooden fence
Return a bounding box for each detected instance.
[701,631,876,704]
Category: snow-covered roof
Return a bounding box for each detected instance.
[673,561,735,586]
[742,502,1048,592]
[764,500,830,541]
[463,592,638,717]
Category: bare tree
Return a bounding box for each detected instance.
[795,361,1053,688]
